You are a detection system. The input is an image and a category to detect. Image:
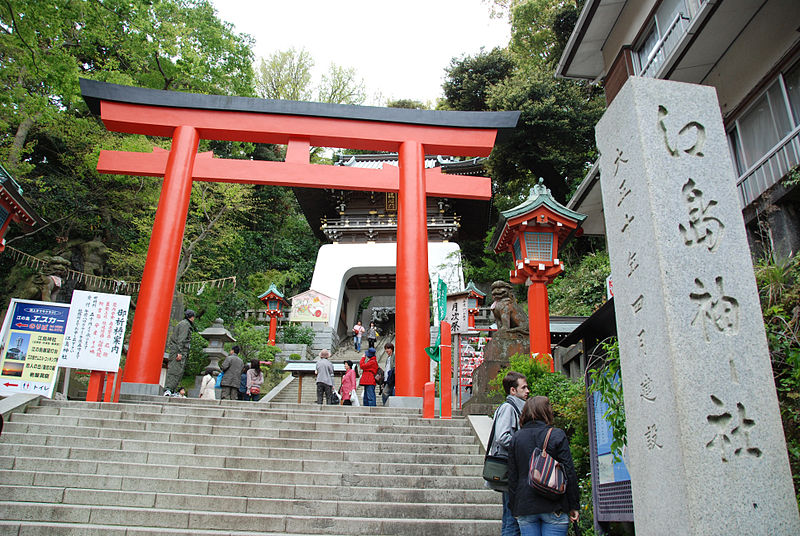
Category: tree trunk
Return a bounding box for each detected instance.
[8,114,37,172]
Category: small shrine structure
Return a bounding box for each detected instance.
[490,178,586,368]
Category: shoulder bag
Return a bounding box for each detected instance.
[527,427,567,499]
[482,402,521,489]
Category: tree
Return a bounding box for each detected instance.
[0,0,256,251]
[387,99,429,109]
[255,48,314,101]
[255,48,366,106]
[440,48,514,112]
[440,2,603,204]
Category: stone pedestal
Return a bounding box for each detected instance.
[596,77,800,533]
[462,330,529,414]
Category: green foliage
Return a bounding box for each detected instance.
[489,354,589,476]
[185,330,210,379]
[280,323,315,346]
[754,254,800,505]
[461,230,515,289]
[782,165,800,188]
[387,99,429,109]
[440,48,514,111]
[549,248,610,315]
[440,3,605,205]
[588,338,626,463]
[230,320,281,363]
[288,353,303,361]
[255,47,366,105]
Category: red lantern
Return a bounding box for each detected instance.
[490,179,586,370]
[258,284,289,346]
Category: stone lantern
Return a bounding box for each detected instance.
[464,280,486,328]
[258,283,289,346]
[489,178,586,370]
[198,318,236,373]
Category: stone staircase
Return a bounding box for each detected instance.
[0,394,501,535]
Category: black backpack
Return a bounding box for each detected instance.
[374,367,385,384]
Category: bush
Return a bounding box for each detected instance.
[280,322,315,345]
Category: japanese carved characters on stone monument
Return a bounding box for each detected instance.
[596,77,799,534]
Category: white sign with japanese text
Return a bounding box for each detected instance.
[59,290,130,372]
[445,296,469,334]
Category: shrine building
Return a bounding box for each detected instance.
[297,154,491,343]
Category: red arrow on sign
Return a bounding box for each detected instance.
[3,382,18,387]
[14,323,28,328]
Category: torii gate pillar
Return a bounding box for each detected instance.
[396,140,429,395]
[125,126,199,385]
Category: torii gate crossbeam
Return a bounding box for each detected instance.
[81,79,519,398]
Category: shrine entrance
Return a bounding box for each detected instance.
[80,79,518,397]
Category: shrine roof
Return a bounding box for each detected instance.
[0,164,45,229]
[80,79,520,133]
[258,283,286,301]
[489,178,587,251]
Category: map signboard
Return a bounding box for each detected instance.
[0,299,70,398]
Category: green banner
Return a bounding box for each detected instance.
[425,278,448,363]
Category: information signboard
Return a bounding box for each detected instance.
[59,290,130,372]
[0,299,70,398]
[289,290,331,323]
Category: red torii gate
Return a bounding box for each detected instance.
[81,79,518,397]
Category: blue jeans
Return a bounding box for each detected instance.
[502,491,520,536]
[362,384,376,406]
[355,335,362,351]
[516,512,569,536]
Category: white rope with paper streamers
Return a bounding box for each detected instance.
[4,246,236,295]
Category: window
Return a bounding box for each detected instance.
[524,232,553,261]
[633,0,696,77]
[727,61,800,174]
[0,205,9,229]
[512,237,521,262]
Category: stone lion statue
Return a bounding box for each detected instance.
[490,280,529,334]
[18,255,71,302]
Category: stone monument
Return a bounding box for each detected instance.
[596,76,800,533]
[463,280,530,413]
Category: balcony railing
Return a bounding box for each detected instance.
[640,11,691,78]
[321,214,461,242]
[736,125,800,208]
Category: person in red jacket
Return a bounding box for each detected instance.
[359,347,379,406]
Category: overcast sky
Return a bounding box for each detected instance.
[211,0,511,105]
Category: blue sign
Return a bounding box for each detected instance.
[11,302,69,334]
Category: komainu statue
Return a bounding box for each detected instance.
[490,280,529,333]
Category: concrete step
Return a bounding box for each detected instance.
[0,470,498,504]
[0,485,499,519]
[0,436,484,476]
[0,395,501,534]
[2,419,474,445]
[0,502,500,535]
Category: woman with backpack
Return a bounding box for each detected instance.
[507,396,580,536]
